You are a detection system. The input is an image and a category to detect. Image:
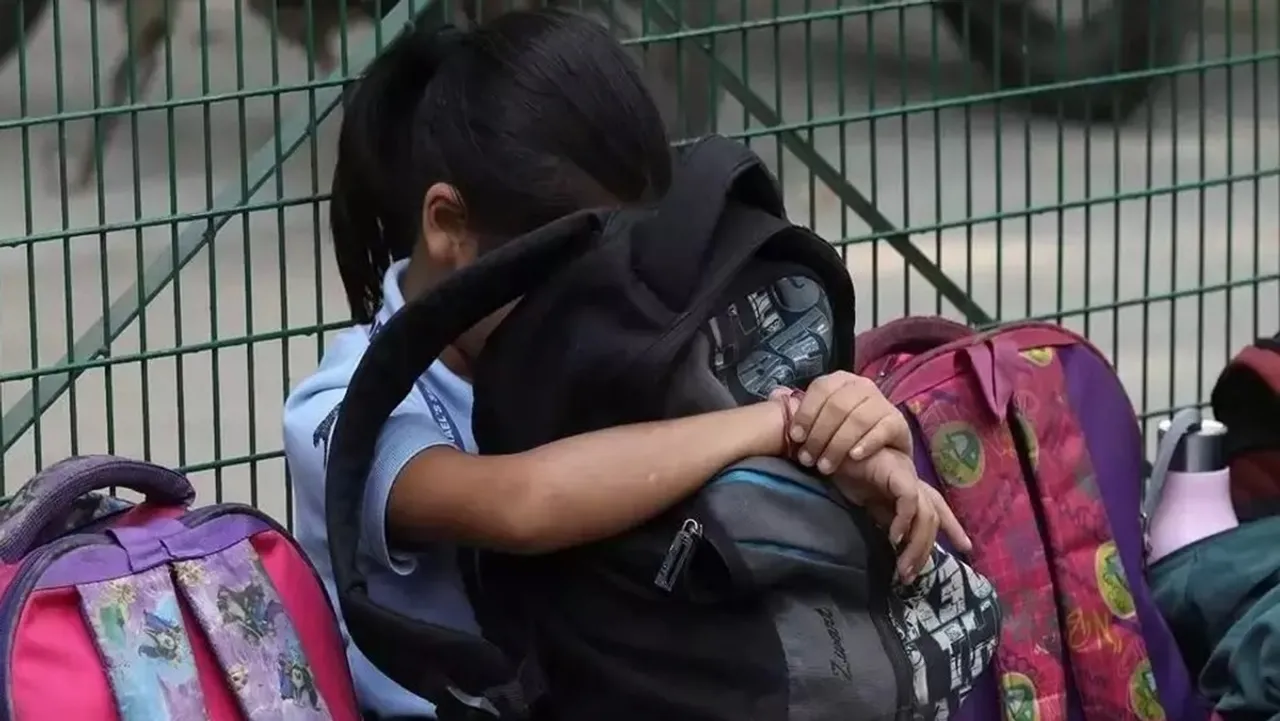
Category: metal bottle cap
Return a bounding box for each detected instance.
[1156,418,1228,473]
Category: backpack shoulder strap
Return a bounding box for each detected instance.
[324,209,604,712]
[992,330,1158,719]
[171,537,334,719]
[894,325,1163,721]
[78,564,210,719]
[891,328,1072,721]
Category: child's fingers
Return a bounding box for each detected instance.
[927,485,971,552]
[887,482,918,548]
[789,372,861,445]
[847,410,909,461]
[813,404,870,474]
[796,383,869,468]
[897,492,937,583]
[805,383,882,465]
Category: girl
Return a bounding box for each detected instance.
[283,8,969,718]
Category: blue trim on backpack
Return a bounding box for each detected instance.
[710,469,848,566]
[711,468,840,508]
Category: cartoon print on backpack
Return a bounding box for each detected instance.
[172,539,332,718]
[217,582,285,643]
[279,646,324,708]
[79,566,208,721]
[930,421,985,488]
[1128,659,1164,721]
[139,610,186,660]
[1095,541,1136,621]
[1001,672,1040,721]
[1020,347,1055,367]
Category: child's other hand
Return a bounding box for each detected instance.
[784,371,912,475]
[834,449,971,582]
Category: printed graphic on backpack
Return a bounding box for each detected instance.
[0,455,360,721]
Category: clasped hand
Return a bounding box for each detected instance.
[771,371,971,583]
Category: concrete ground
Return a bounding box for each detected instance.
[0,1,1277,524]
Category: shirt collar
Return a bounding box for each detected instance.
[374,258,413,328]
[370,258,472,389]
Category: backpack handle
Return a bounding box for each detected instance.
[854,317,974,375]
[633,136,785,310]
[0,455,194,563]
[325,209,603,708]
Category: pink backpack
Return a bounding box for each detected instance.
[855,317,1214,721]
[0,455,359,720]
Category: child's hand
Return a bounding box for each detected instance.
[834,449,971,582]
[784,371,912,475]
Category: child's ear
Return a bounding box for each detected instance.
[421,182,473,269]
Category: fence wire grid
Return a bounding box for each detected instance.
[0,0,1277,525]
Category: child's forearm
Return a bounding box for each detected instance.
[388,402,786,553]
[511,401,785,552]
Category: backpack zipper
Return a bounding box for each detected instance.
[653,518,702,592]
[841,506,913,721]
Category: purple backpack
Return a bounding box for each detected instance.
[856,318,1216,721]
[0,455,360,721]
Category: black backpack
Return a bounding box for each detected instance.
[325,136,999,721]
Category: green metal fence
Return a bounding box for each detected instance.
[0,0,1277,524]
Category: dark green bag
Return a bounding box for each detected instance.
[1149,517,1280,717]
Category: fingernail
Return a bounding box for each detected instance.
[797,451,814,467]
[890,532,903,546]
[850,445,865,460]
[817,458,833,475]
[790,426,806,442]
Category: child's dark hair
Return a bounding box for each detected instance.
[331,8,674,323]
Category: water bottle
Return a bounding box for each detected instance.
[1143,408,1238,564]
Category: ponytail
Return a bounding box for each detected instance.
[330,22,463,323]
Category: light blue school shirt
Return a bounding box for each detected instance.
[283,259,480,719]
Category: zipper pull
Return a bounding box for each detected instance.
[654,518,703,592]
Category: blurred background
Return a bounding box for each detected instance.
[0,0,1276,523]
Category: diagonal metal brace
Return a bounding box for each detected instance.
[1,0,437,457]
[635,0,993,326]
